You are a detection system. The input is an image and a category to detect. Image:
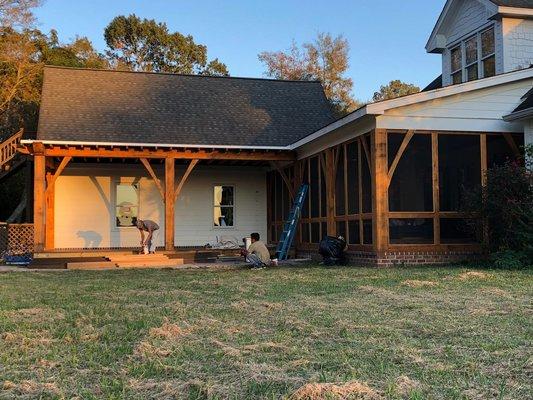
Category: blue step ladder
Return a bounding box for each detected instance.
[275,184,309,261]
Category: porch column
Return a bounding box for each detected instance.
[165,157,175,251]
[325,148,336,236]
[372,129,389,253]
[33,153,46,252]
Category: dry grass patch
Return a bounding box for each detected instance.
[289,380,382,400]
[394,376,421,396]
[4,307,64,324]
[458,271,492,280]
[2,380,59,398]
[149,319,187,339]
[401,280,438,288]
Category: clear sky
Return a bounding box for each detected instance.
[34,0,445,101]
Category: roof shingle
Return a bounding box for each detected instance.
[37,66,335,147]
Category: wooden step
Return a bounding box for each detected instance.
[67,261,117,270]
[106,255,170,262]
[114,259,184,268]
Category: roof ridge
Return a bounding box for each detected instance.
[43,65,323,84]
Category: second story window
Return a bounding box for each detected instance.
[449,26,495,85]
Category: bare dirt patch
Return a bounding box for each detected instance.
[289,380,382,400]
[401,280,438,288]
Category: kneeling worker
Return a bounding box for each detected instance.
[136,219,160,254]
[241,232,271,269]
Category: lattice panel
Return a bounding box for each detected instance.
[6,223,34,255]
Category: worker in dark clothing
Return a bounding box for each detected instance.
[136,219,160,254]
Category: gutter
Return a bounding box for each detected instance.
[20,139,292,151]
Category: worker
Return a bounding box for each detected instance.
[136,219,160,254]
[241,232,271,269]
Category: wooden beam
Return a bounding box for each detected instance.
[174,159,199,200]
[358,141,364,244]
[33,154,46,252]
[325,148,336,236]
[432,133,440,245]
[360,136,372,175]
[44,156,71,195]
[387,130,414,183]
[480,134,488,247]
[270,161,294,199]
[140,158,165,200]
[502,133,521,158]
[372,129,389,253]
[165,158,175,251]
[22,144,296,161]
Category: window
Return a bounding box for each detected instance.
[115,183,139,227]
[449,26,496,84]
[451,46,462,84]
[214,185,234,227]
[481,27,495,78]
[465,36,478,81]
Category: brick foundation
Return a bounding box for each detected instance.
[297,249,480,267]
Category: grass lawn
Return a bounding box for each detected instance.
[0,265,531,399]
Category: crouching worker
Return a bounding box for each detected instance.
[241,232,271,270]
[136,219,160,254]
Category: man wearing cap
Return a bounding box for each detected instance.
[136,219,160,253]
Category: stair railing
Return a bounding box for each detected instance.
[0,128,24,170]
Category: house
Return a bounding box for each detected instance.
[3,0,532,266]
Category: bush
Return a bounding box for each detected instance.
[463,145,532,268]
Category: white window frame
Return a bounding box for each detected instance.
[449,25,496,85]
[114,180,140,229]
[213,184,236,229]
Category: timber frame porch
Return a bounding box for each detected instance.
[19,141,295,252]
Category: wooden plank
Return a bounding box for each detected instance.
[33,154,46,252]
[480,134,488,246]
[115,259,184,268]
[358,141,364,244]
[387,130,414,183]
[140,158,165,200]
[174,159,199,200]
[432,132,440,245]
[67,262,116,270]
[372,129,389,252]
[22,144,296,161]
[165,158,175,251]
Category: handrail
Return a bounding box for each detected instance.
[0,128,24,169]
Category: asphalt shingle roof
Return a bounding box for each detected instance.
[512,87,533,113]
[489,0,533,8]
[37,66,335,147]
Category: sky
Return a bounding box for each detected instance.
[34,0,445,101]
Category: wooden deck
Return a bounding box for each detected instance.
[30,248,242,270]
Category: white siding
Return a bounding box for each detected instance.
[525,118,533,148]
[376,78,532,132]
[502,18,533,73]
[53,164,267,248]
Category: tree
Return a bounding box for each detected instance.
[372,80,420,102]
[259,33,358,115]
[104,14,228,76]
[0,0,41,28]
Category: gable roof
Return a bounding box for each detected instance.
[503,86,533,121]
[37,66,335,148]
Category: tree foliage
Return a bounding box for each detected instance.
[104,14,228,76]
[372,80,420,102]
[259,33,358,116]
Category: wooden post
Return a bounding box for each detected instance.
[372,129,389,253]
[164,158,175,251]
[33,154,46,252]
[325,148,336,236]
[432,133,440,245]
[480,134,488,247]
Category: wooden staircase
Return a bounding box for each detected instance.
[0,129,25,182]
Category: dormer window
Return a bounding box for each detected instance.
[449,26,495,85]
